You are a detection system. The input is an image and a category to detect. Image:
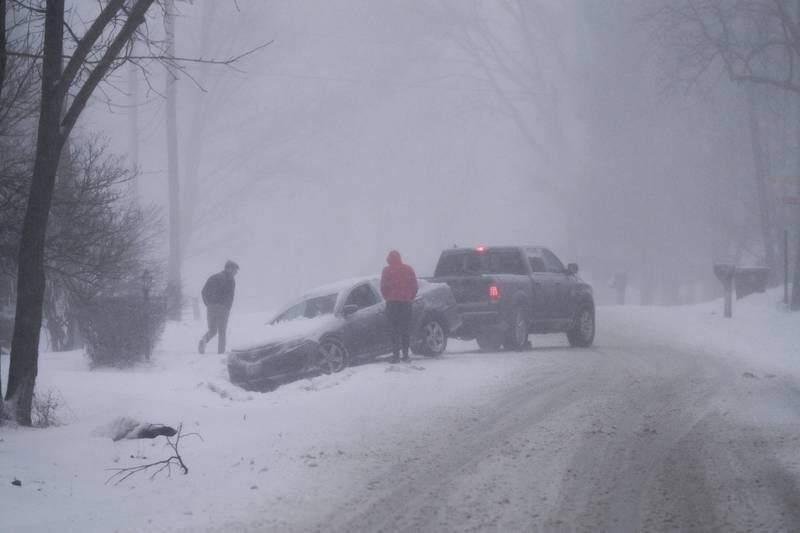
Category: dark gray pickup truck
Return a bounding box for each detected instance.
[430,246,595,350]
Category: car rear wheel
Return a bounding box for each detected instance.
[567,306,595,347]
[503,307,529,351]
[419,317,447,356]
[317,337,348,374]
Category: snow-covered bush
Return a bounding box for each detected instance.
[32,388,71,427]
[79,294,167,367]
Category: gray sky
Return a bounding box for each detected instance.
[76,0,786,310]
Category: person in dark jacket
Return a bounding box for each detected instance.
[380,250,418,363]
[198,260,239,354]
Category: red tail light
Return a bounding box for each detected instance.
[489,285,500,300]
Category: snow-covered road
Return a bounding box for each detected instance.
[4,299,800,532]
[294,323,800,533]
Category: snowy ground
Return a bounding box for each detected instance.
[2,289,800,532]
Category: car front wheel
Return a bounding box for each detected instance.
[419,317,447,356]
[317,337,349,374]
[567,306,595,347]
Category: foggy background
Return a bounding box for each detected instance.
[78,0,793,312]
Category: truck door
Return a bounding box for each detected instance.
[526,253,554,323]
[541,249,571,320]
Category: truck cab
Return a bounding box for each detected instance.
[431,246,595,350]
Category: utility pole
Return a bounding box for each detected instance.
[165,0,182,318]
[128,57,139,199]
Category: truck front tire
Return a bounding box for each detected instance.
[567,306,595,347]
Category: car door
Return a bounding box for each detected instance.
[341,283,385,358]
[369,280,392,354]
[541,248,571,321]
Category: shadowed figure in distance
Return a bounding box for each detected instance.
[198,260,239,354]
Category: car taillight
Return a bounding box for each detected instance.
[489,285,500,300]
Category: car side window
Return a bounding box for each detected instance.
[345,284,379,310]
[541,249,565,274]
[528,256,546,273]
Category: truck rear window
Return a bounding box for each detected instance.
[435,250,526,276]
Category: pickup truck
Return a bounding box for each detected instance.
[430,246,595,350]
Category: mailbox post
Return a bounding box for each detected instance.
[713,264,736,318]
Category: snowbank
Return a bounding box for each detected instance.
[603,288,800,375]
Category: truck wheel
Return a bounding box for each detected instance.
[567,306,595,347]
[503,307,529,351]
[476,333,502,352]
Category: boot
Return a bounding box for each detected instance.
[198,338,206,354]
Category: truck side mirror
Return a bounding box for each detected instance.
[342,304,359,316]
[567,263,579,275]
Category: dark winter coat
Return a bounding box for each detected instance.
[380,250,418,303]
[202,272,235,308]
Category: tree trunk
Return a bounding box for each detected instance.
[792,87,800,310]
[165,0,182,318]
[5,0,66,425]
[746,86,778,282]
[1,0,6,419]
[1,0,6,96]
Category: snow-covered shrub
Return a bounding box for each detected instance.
[32,388,71,427]
[80,294,167,367]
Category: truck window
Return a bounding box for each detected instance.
[486,250,526,275]
[541,249,566,273]
[434,252,486,276]
[528,256,546,273]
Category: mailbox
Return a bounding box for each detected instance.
[713,263,736,318]
[713,263,736,284]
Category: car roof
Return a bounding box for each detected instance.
[300,276,379,299]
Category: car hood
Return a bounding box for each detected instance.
[231,315,342,353]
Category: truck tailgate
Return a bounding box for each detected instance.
[431,276,493,304]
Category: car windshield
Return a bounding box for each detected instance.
[273,293,337,323]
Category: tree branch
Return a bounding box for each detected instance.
[58,0,125,100]
[60,0,154,142]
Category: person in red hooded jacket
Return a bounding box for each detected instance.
[380,250,418,363]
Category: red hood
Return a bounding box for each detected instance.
[387,250,402,266]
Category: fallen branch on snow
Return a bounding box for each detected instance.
[105,424,202,485]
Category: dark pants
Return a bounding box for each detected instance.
[386,300,412,359]
[202,304,230,353]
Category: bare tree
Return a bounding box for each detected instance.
[1,0,6,98]
[652,0,800,94]
[651,0,800,307]
[6,0,157,425]
[1,0,6,419]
